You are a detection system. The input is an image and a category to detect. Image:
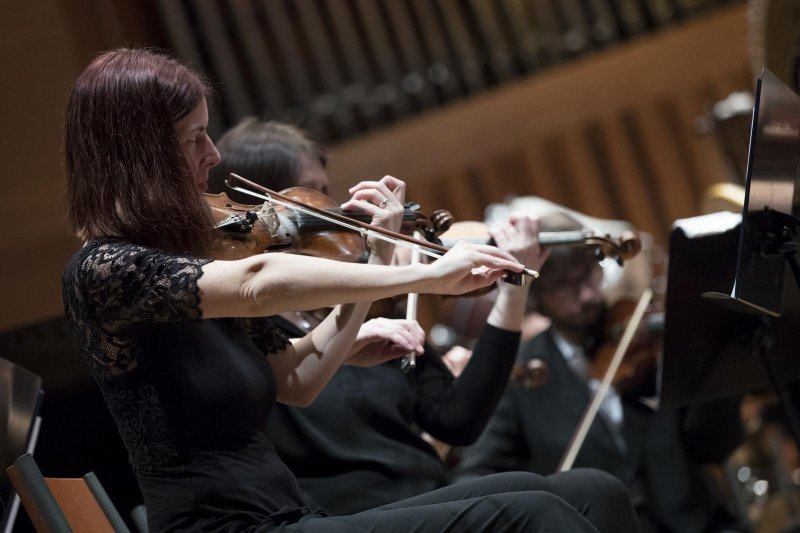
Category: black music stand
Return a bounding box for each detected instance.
[704,68,800,318]
[660,68,800,447]
[659,215,800,409]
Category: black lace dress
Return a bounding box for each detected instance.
[62,240,617,533]
[62,239,321,531]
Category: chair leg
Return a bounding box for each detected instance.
[83,473,130,533]
[129,504,148,533]
[5,454,71,533]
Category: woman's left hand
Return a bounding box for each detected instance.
[483,213,550,330]
[488,213,550,274]
[341,175,406,264]
[344,317,425,367]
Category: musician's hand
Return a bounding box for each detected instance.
[423,241,524,295]
[489,213,549,272]
[344,317,425,367]
[487,213,549,297]
[341,175,406,265]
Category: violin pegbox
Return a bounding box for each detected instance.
[581,230,642,267]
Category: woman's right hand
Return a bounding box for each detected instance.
[345,317,425,367]
[421,241,525,295]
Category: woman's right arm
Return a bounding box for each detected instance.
[197,242,526,319]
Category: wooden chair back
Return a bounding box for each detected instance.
[6,453,129,533]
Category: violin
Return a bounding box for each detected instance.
[208,189,361,262]
[439,221,641,266]
[205,187,454,262]
[221,173,542,284]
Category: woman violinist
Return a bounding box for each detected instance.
[207,118,640,533]
[62,48,618,532]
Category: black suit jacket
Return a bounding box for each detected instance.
[455,328,744,533]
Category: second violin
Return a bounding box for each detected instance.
[439,220,641,266]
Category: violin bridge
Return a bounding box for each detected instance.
[258,202,281,237]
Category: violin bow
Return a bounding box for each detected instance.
[401,231,423,373]
[227,173,540,280]
[228,174,451,259]
[556,287,653,472]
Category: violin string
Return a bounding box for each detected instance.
[226,177,540,279]
[228,185,446,261]
[292,210,416,224]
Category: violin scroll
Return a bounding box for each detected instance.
[401,202,454,245]
[441,221,643,266]
[613,231,642,262]
[539,230,641,266]
[429,209,454,239]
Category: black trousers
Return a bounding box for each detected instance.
[277,469,639,532]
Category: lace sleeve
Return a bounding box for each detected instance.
[63,240,212,371]
[79,240,210,330]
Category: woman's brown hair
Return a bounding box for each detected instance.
[65,48,214,255]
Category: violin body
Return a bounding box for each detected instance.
[206,190,367,262]
[206,187,454,263]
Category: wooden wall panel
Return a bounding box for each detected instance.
[521,139,567,203]
[598,118,664,237]
[633,103,699,225]
[326,4,753,248]
[0,0,165,332]
[558,126,617,220]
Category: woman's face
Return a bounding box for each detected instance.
[175,97,221,193]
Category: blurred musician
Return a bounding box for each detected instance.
[454,243,748,533]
